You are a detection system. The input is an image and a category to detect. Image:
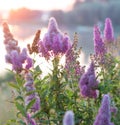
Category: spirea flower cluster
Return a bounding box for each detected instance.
[65,33,85,79]
[93,94,114,125]
[79,62,98,98]
[3,22,33,73]
[63,111,74,125]
[94,18,114,57]
[24,72,40,112]
[39,17,72,59]
[104,18,114,43]
[94,25,106,57]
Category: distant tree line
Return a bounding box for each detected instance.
[50,1,120,27]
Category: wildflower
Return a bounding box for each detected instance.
[11,50,23,72]
[75,61,85,77]
[93,25,106,57]
[104,18,114,42]
[65,33,84,79]
[27,30,41,54]
[62,33,71,53]
[7,48,32,73]
[63,111,74,125]
[79,62,98,98]
[3,22,20,64]
[38,40,50,60]
[25,57,33,70]
[24,72,40,112]
[41,17,71,57]
[93,94,114,125]
[25,94,40,112]
[3,22,20,52]
[103,18,116,55]
[3,22,33,72]
[25,113,37,125]
[20,48,28,63]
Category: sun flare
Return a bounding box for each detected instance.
[0,0,74,11]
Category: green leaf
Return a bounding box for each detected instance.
[15,102,26,117]
[32,111,41,118]
[18,120,26,125]
[25,90,36,96]
[35,65,42,72]
[8,82,19,90]
[15,74,24,86]
[26,98,36,111]
[15,96,24,102]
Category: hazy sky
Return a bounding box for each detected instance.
[0,0,75,11]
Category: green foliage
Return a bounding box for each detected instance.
[1,24,120,125]
[95,54,120,125]
[3,50,120,125]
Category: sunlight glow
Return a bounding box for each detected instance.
[0,0,74,11]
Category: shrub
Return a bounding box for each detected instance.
[2,17,120,125]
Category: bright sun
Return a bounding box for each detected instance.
[0,0,74,11]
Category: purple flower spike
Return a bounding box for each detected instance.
[20,48,28,63]
[32,96,40,112]
[63,111,74,125]
[62,34,71,53]
[3,23,33,73]
[48,17,59,33]
[93,94,114,125]
[25,113,37,125]
[25,57,33,70]
[24,72,40,112]
[52,34,62,54]
[11,50,23,72]
[25,93,40,112]
[9,48,33,72]
[38,40,50,60]
[94,25,106,57]
[104,18,114,42]
[41,17,71,57]
[79,62,98,98]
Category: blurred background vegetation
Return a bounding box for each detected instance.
[0,72,16,124]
